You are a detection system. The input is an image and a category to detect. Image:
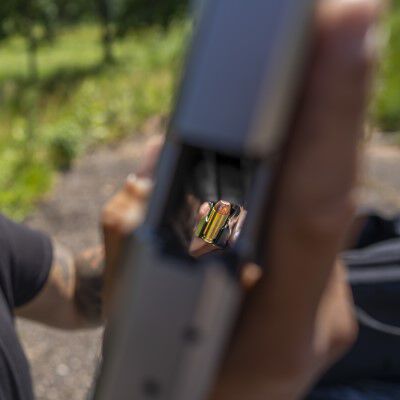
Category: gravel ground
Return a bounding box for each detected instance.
[14,132,400,400]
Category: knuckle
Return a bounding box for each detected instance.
[101,205,122,231]
[101,192,129,227]
[329,313,359,359]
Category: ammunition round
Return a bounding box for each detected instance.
[202,201,231,244]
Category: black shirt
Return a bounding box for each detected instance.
[0,215,52,400]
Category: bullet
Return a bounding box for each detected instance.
[201,201,231,244]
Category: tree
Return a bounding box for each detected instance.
[55,0,93,25]
[0,0,59,141]
[94,0,116,64]
[3,0,58,82]
[0,0,14,41]
[115,0,187,37]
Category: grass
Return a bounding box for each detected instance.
[0,8,400,220]
[0,22,188,220]
[373,5,400,133]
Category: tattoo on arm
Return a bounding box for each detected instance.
[16,241,104,329]
[74,246,105,327]
[53,241,75,292]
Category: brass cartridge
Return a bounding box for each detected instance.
[201,201,231,244]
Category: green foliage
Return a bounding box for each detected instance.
[0,138,52,220]
[2,0,58,45]
[0,0,190,81]
[47,121,83,170]
[0,0,396,223]
[0,0,61,85]
[55,0,95,24]
[373,6,400,132]
[116,0,187,35]
[0,22,188,219]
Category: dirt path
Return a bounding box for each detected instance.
[16,133,400,400]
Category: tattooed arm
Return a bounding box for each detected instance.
[15,136,164,329]
[14,174,153,330]
[15,241,105,329]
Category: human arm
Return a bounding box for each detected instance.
[210,0,383,398]
[96,1,380,397]
[16,0,382,397]
[15,241,105,329]
[93,2,381,399]
[14,135,164,329]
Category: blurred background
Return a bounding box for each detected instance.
[0,0,399,399]
[0,0,399,221]
[0,0,189,220]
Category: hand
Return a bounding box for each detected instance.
[101,137,244,309]
[210,0,383,399]
[101,135,164,317]
[101,0,382,397]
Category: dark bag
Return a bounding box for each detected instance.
[322,238,400,384]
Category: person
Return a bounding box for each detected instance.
[0,0,382,399]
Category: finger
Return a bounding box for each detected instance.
[102,135,162,316]
[263,0,383,314]
[136,135,165,179]
[125,174,153,200]
[314,262,358,367]
[233,0,384,356]
[229,208,247,245]
[240,263,263,290]
[102,175,153,315]
[188,237,218,257]
[211,2,382,392]
[104,175,152,234]
[194,202,211,226]
[279,0,382,208]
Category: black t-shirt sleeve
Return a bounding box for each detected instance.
[0,215,53,309]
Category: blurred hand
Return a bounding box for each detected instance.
[101,0,383,397]
[101,135,163,316]
[211,0,383,399]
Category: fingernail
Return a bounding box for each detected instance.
[125,173,153,197]
[328,0,386,27]
[134,177,153,198]
[199,202,211,217]
[336,0,387,11]
[126,173,138,185]
[125,173,138,193]
[325,0,387,66]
